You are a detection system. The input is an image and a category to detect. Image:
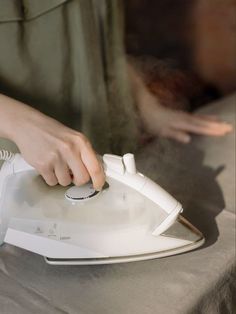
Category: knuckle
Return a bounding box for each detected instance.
[44,176,57,186]
[37,162,50,173]
[74,174,90,186]
[60,141,74,155]
[77,133,90,146]
[48,151,59,163]
[59,177,72,187]
[46,180,57,187]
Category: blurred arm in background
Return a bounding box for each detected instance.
[128,62,233,144]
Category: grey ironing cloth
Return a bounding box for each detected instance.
[0,94,235,314]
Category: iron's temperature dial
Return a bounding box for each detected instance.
[65,183,100,202]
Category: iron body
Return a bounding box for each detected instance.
[0,153,204,265]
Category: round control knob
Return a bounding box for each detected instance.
[123,153,137,174]
[65,183,100,202]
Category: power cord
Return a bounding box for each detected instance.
[0,150,14,162]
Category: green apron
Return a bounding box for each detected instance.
[0,0,138,154]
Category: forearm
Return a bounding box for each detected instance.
[0,94,24,140]
[0,93,44,141]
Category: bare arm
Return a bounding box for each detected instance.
[0,94,105,190]
[128,63,233,143]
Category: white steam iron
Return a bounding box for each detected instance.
[0,150,204,265]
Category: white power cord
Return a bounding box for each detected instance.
[0,150,15,162]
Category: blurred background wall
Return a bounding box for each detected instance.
[125,0,236,95]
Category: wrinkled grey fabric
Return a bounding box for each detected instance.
[0,95,235,314]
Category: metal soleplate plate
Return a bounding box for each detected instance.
[44,216,205,265]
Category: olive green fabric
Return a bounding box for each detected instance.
[0,0,138,154]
